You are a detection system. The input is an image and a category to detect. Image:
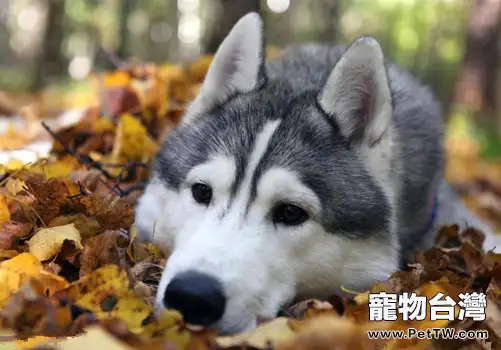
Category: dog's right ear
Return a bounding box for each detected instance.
[317,37,392,148]
[183,12,266,123]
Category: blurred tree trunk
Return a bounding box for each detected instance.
[453,0,501,122]
[314,0,340,43]
[204,0,260,54]
[167,0,179,62]
[117,0,135,60]
[31,0,66,92]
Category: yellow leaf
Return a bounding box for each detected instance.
[28,157,82,179]
[0,252,41,274]
[186,55,213,82]
[27,223,83,261]
[96,296,154,332]
[130,65,168,116]
[0,253,68,307]
[63,265,134,310]
[0,329,18,350]
[16,336,57,348]
[4,178,26,196]
[278,316,385,350]
[110,114,156,164]
[5,159,24,171]
[127,225,164,263]
[94,118,114,133]
[126,225,137,261]
[383,281,462,350]
[49,214,102,239]
[0,194,10,224]
[138,308,184,340]
[102,70,131,88]
[0,250,19,261]
[217,317,295,349]
[31,326,135,350]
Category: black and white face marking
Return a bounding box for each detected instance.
[134,13,400,334]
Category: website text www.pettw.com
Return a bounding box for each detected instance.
[366,327,489,340]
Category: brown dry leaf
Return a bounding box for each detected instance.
[485,296,501,339]
[435,224,461,248]
[69,169,107,193]
[80,230,121,277]
[0,250,19,261]
[370,263,425,294]
[49,213,102,239]
[0,221,33,250]
[27,223,83,261]
[22,172,72,224]
[84,194,134,231]
[127,226,164,263]
[286,299,339,320]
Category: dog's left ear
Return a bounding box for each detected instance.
[318,37,392,147]
[184,12,266,123]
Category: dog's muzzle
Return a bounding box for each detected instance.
[163,270,227,326]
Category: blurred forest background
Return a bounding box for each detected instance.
[0,0,501,158]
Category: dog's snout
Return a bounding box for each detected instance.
[163,270,226,326]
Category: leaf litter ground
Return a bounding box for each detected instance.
[0,52,501,350]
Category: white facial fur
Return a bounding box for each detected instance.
[135,118,399,334]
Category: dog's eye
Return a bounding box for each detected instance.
[273,203,309,226]
[191,183,212,205]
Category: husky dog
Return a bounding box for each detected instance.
[134,13,501,334]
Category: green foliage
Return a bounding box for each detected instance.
[0,67,32,93]
[478,125,501,159]
[339,0,468,108]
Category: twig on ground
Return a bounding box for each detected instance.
[109,162,150,196]
[41,121,115,180]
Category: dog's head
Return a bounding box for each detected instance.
[134,13,400,334]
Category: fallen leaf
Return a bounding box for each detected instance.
[27,224,83,261]
[33,325,136,350]
[0,194,10,224]
[80,230,122,277]
[49,213,102,239]
[109,113,157,167]
[0,253,68,307]
[0,221,33,250]
[217,318,295,349]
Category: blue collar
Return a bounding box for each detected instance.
[400,190,439,269]
[401,189,439,260]
[421,191,439,236]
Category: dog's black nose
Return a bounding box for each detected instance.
[163,270,226,326]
